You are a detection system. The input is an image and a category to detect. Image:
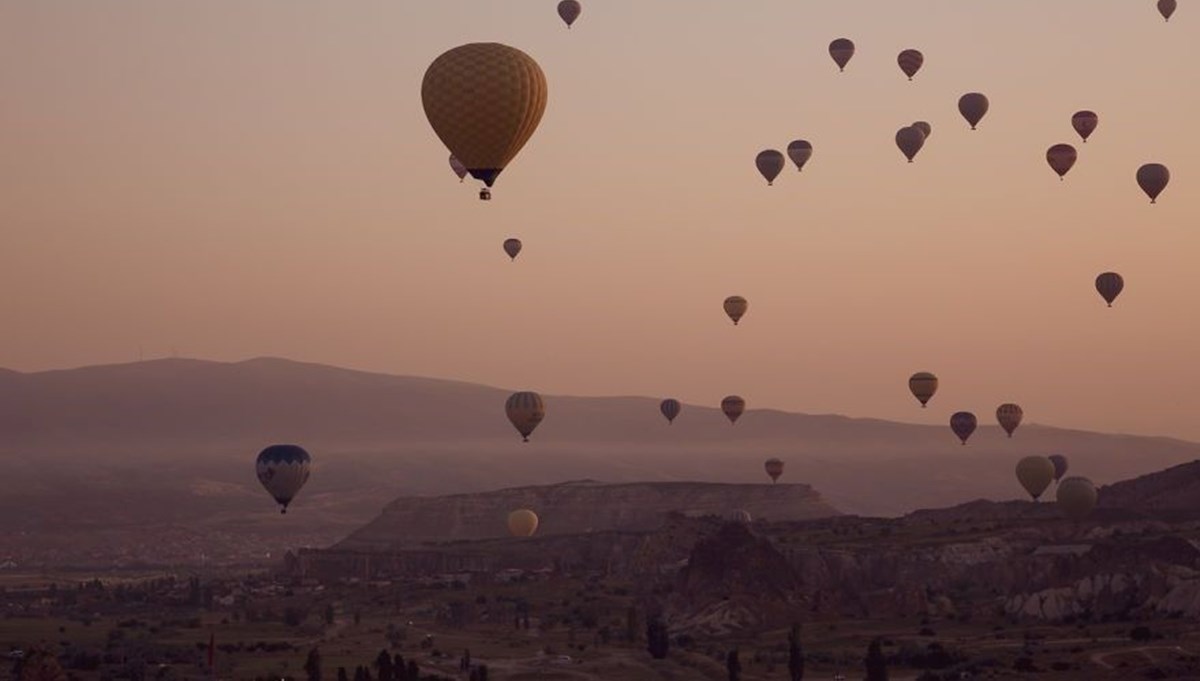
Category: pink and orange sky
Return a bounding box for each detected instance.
[1,2,1198,439]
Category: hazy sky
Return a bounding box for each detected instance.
[2,2,1198,440]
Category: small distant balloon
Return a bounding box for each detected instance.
[950,412,977,445]
[1016,456,1055,501]
[828,38,855,71]
[507,509,539,537]
[787,140,813,172]
[912,121,932,139]
[908,372,938,408]
[1095,272,1124,307]
[1071,111,1098,143]
[996,403,1023,438]
[1136,163,1170,203]
[1046,144,1077,180]
[958,93,989,130]
[557,0,582,27]
[449,154,468,182]
[723,296,748,326]
[721,395,746,424]
[1048,454,1069,482]
[660,398,681,424]
[505,391,545,442]
[503,238,522,261]
[756,150,785,186]
[764,457,784,483]
[896,126,926,163]
[1158,0,1177,21]
[897,49,924,80]
[1056,476,1097,520]
[256,444,312,514]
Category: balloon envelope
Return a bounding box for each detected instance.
[1016,456,1055,500]
[764,458,784,483]
[756,150,785,185]
[1095,272,1124,307]
[256,444,312,514]
[950,412,977,444]
[997,403,1024,437]
[505,391,545,442]
[721,395,746,424]
[724,296,748,325]
[958,93,989,129]
[1046,144,1077,179]
[449,154,468,181]
[912,121,932,139]
[897,49,924,79]
[787,140,813,171]
[507,509,539,537]
[1048,454,1069,482]
[660,398,681,424]
[1136,163,1170,203]
[1056,476,1098,520]
[422,43,548,190]
[557,0,581,27]
[829,38,855,71]
[909,372,938,407]
[1071,111,1098,143]
[503,238,522,260]
[896,126,926,163]
[1159,0,1177,21]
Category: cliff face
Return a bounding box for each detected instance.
[334,480,840,550]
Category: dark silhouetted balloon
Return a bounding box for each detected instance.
[996,403,1024,437]
[1071,111,1098,143]
[503,238,522,261]
[829,38,855,71]
[897,49,924,80]
[1048,454,1069,482]
[958,93,989,130]
[756,150,785,185]
[909,372,938,408]
[1046,144,1077,180]
[1136,163,1170,203]
[912,121,932,139]
[1095,272,1124,307]
[787,140,813,172]
[256,444,312,514]
[1016,456,1055,500]
[557,0,581,27]
[896,126,926,163]
[764,457,784,483]
[660,398,681,424]
[505,391,545,442]
[950,412,977,445]
[724,296,748,325]
[1159,0,1177,21]
[722,395,746,424]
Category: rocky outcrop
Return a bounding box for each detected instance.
[335,480,840,550]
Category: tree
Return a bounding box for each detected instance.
[374,650,393,681]
[336,668,348,681]
[788,623,805,681]
[726,649,741,681]
[392,656,406,681]
[405,660,418,681]
[352,666,366,681]
[304,648,322,681]
[865,637,888,681]
[646,617,669,660]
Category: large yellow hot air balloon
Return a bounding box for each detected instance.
[908,372,938,408]
[1056,477,1097,521]
[1015,456,1055,501]
[505,391,545,442]
[507,509,539,537]
[724,296,748,325]
[422,44,548,200]
[764,458,784,483]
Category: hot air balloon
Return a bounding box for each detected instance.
[422,43,548,201]
[828,38,855,71]
[1136,163,1170,203]
[764,458,784,483]
[1015,456,1055,500]
[897,49,924,80]
[896,126,926,163]
[505,391,545,442]
[912,121,932,139]
[1159,0,1177,21]
[255,444,312,514]
[1046,144,1077,180]
[756,150,785,186]
[723,296,748,325]
[507,509,539,537]
[1071,111,1098,143]
[1095,272,1124,307]
[727,509,753,524]
[557,0,581,28]
[787,140,813,172]
[908,372,938,408]
[503,238,522,261]
[660,398,681,424]
[950,412,977,445]
[1048,454,1069,483]
[996,403,1023,437]
[721,395,746,424]
[958,93,989,130]
[449,154,468,182]
[1056,476,1097,521]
